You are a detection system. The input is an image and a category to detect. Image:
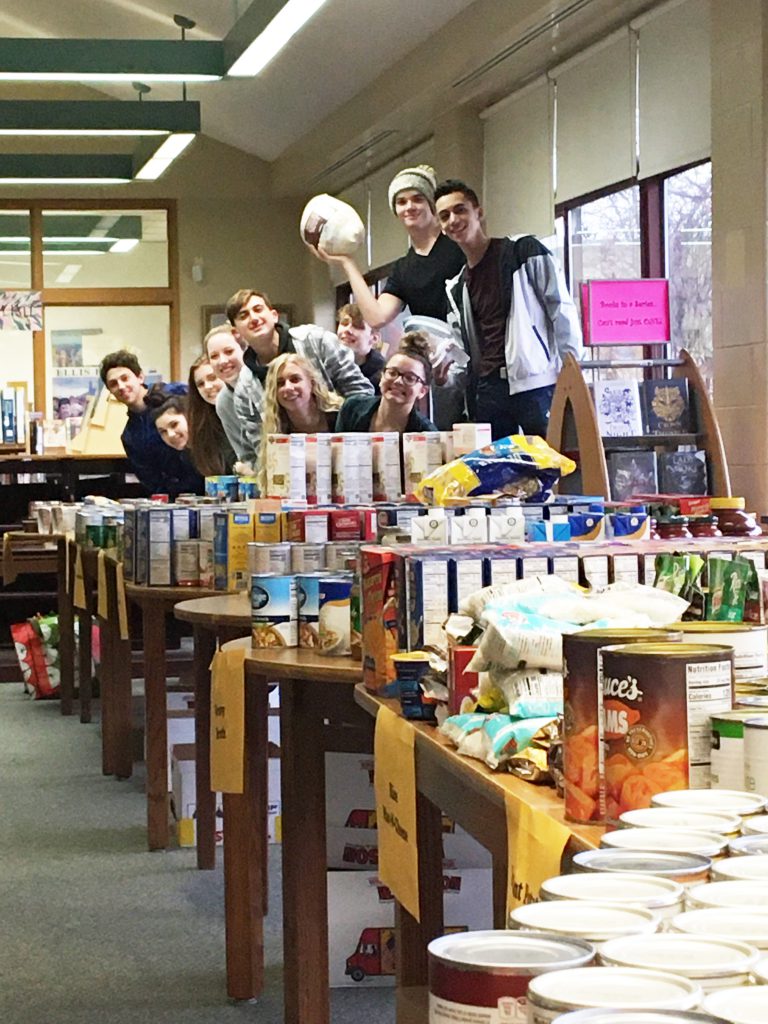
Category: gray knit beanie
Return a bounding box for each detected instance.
[387,164,437,213]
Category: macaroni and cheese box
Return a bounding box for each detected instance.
[213,509,254,591]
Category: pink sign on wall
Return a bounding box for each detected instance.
[583,278,671,345]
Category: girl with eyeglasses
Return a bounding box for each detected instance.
[335,332,437,433]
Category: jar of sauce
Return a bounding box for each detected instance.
[709,497,762,538]
[688,515,722,539]
[655,516,692,540]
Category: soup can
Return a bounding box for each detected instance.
[685,879,768,911]
[711,711,757,791]
[250,574,296,649]
[651,789,767,818]
[598,934,760,993]
[526,966,702,1022]
[601,643,733,821]
[571,849,712,887]
[744,715,768,796]
[291,542,327,574]
[296,572,330,649]
[540,871,685,920]
[670,907,768,951]
[248,541,292,577]
[318,576,352,656]
[741,813,768,836]
[619,807,742,837]
[509,899,659,946]
[703,986,768,1023]
[712,852,768,882]
[736,696,768,711]
[728,834,768,856]
[562,629,682,824]
[426,930,594,1023]
[325,541,361,572]
[672,622,768,682]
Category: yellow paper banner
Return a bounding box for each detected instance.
[374,705,419,922]
[210,646,247,794]
[97,551,108,620]
[73,549,86,610]
[505,794,572,913]
[115,563,129,640]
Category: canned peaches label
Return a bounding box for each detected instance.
[602,649,732,821]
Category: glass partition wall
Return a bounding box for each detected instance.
[0,199,178,423]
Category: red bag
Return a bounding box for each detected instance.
[11,620,60,699]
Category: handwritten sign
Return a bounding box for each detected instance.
[115,563,129,640]
[73,549,86,610]
[209,646,246,793]
[374,705,420,921]
[584,278,670,345]
[505,793,572,913]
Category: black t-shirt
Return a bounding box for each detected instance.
[382,233,465,320]
[466,237,507,376]
[359,349,386,392]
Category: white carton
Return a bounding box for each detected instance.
[452,557,486,608]
[355,434,374,504]
[410,512,448,545]
[305,433,332,505]
[265,433,307,500]
[371,432,401,501]
[331,433,360,504]
[449,510,488,544]
[328,868,493,987]
[439,430,455,465]
[402,432,443,498]
[452,422,492,456]
[488,509,526,542]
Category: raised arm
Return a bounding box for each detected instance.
[307,244,403,329]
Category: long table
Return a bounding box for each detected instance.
[353,686,604,1023]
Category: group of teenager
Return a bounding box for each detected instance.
[98,166,583,498]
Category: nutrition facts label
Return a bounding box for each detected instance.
[429,994,527,1023]
[686,660,733,782]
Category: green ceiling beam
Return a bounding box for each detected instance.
[0,154,134,182]
[0,100,201,134]
[0,38,224,81]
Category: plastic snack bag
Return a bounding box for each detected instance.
[414,435,576,506]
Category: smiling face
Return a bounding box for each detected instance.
[393,188,435,233]
[380,353,428,407]
[206,332,244,385]
[336,313,376,362]
[435,190,484,248]
[275,359,314,417]
[155,407,189,450]
[232,293,279,349]
[104,366,146,411]
[193,361,224,404]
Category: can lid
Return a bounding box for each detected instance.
[704,985,768,1024]
[527,966,701,1011]
[605,642,734,657]
[651,789,767,816]
[741,813,768,836]
[598,934,760,978]
[671,907,768,949]
[426,929,594,971]
[548,1011,730,1024]
[601,828,728,859]
[729,834,768,855]
[673,621,762,633]
[712,853,768,881]
[618,808,742,836]
[687,880,768,910]
[572,849,712,878]
[709,497,746,510]
[510,900,658,940]
[541,871,684,908]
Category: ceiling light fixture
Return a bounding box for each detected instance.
[0,99,200,136]
[0,154,133,185]
[226,0,329,76]
[133,132,195,180]
[0,38,223,82]
[109,239,140,253]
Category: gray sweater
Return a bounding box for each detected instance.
[215,384,248,462]
[233,324,374,463]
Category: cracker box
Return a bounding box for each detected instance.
[452,422,492,456]
[581,553,609,589]
[405,551,451,649]
[329,508,362,541]
[371,432,401,502]
[355,434,374,505]
[265,433,307,500]
[519,553,550,578]
[305,433,332,505]
[550,554,580,583]
[449,555,486,613]
[611,553,640,584]
[487,553,521,586]
[213,509,254,591]
[146,506,173,586]
[361,547,402,694]
[402,432,443,499]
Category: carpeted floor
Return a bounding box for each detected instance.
[0,684,394,1024]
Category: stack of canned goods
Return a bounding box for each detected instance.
[250,566,356,655]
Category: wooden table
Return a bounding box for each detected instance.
[174,594,251,871]
[354,686,605,1023]
[124,582,226,851]
[223,647,369,1013]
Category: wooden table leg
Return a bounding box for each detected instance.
[108,563,133,781]
[280,678,329,1024]
[193,625,217,870]
[99,608,115,776]
[395,790,444,990]
[77,601,93,725]
[143,603,169,850]
[222,669,268,1000]
[57,539,75,717]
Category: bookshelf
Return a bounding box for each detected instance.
[546,349,731,499]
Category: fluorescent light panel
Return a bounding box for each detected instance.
[0,177,130,184]
[134,133,195,180]
[0,128,168,136]
[227,0,329,76]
